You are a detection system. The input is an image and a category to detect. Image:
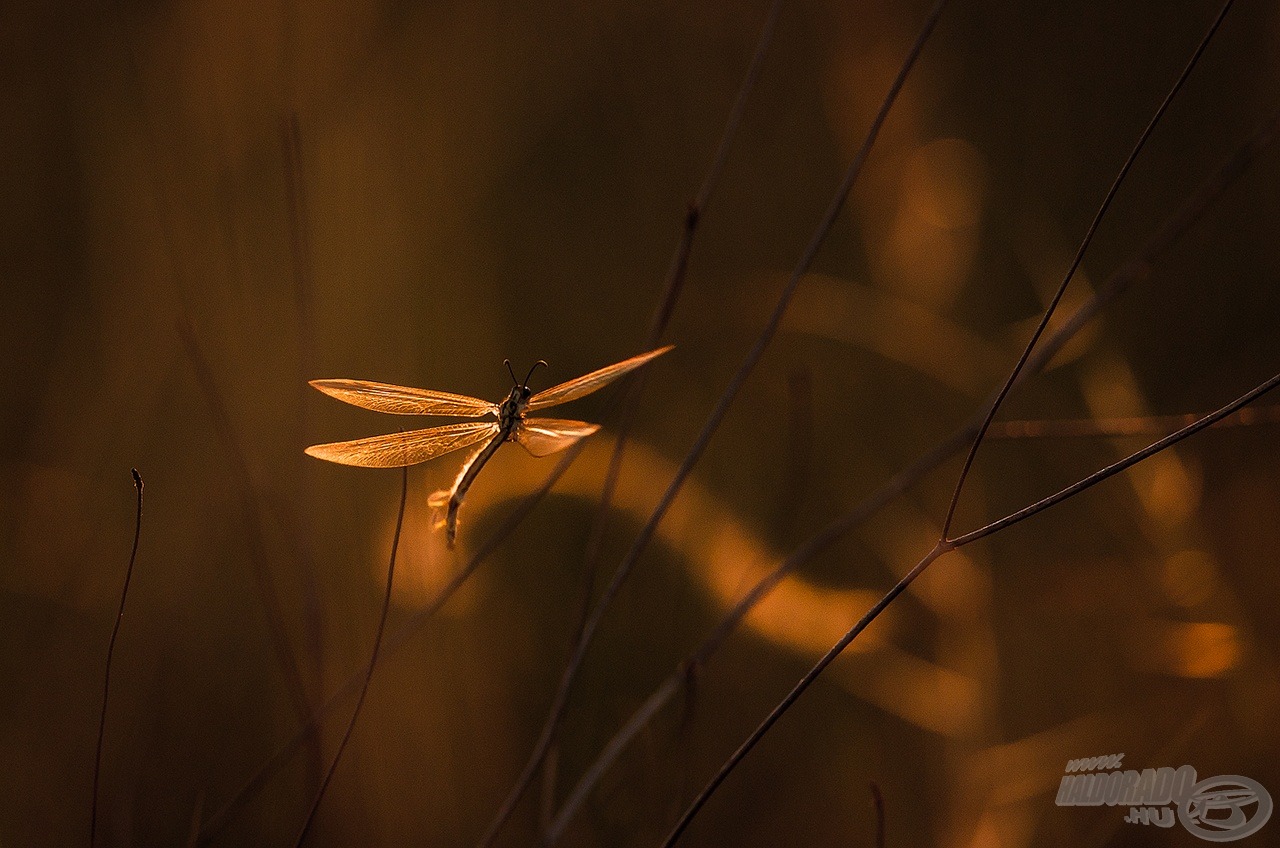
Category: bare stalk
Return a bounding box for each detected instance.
[293,468,408,845]
[870,782,885,848]
[940,0,1237,538]
[178,322,317,741]
[987,406,1280,439]
[91,469,144,848]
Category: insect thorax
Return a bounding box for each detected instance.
[499,386,530,431]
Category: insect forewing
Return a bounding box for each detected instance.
[526,345,673,411]
[306,421,498,468]
[515,418,601,457]
[310,379,498,417]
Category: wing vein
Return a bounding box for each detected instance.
[310,379,498,417]
[306,422,499,468]
[526,346,672,411]
[515,418,601,457]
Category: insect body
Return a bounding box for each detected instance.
[306,345,672,546]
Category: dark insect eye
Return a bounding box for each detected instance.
[521,387,532,399]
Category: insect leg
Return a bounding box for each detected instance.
[431,430,507,548]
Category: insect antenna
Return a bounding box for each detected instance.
[522,359,548,388]
[503,358,519,387]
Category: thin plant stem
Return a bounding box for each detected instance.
[570,0,784,671]
[544,677,682,846]
[91,468,144,848]
[283,113,315,379]
[184,792,205,848]
[948,371,1280,546]
[660,367,1280,846]
[199,442,584,844]
[178,321,317,735]
[939,0,1236,539]
[870,782,885,848]
[1008,103,1280,389]
[647,0,783,345]
[542,104,1280,845]
[283,112,328,705]
[293,466,408,846]
[570,0,784,665]
[986,405,1280,439]
[659,542,950,848]
[501,0,786,841]
[478,2,948,845]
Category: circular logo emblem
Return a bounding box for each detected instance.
[1178,775,1272,842]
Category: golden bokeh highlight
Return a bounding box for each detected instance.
[877,138,987,309]
[1160,549,1220,608]
[1080,354,1202,526]
[375,436,993,735]
[900,137,988,231]
[782,273,1005,396]
[1130,620,1243,678]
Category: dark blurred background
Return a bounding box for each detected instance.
[4,0,1280,845]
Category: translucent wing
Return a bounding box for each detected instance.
[526,345,673,411]
[305,421,498,468]
[310,379,498,417]
[514,418,601,457]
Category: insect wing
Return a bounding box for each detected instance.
[515,418,601,457]
[306,421,498,468]
[526,345,673,411]
[310,379,498,417]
